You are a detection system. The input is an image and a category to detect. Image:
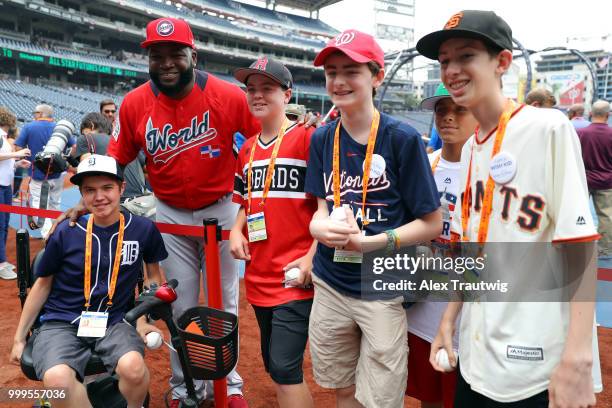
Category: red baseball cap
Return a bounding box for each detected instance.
[314,30,385,68]
[141,17,195,49]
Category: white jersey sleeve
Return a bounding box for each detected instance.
[546,114,598,242]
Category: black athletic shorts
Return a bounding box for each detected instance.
[252,299,312,385]
[455,363,549,408]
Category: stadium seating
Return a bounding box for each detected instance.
[0,79,120,126]
[195,0,238,14]
[392,111,434,136]
[0,77,427,142]
[188,0,336,36]
[0,37,141,72]
[133,0,330,50]
[285,13,336,34]
[1,0,333,74]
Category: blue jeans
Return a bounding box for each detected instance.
[0,185,12,263]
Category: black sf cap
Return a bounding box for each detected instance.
[417,10,513,60]
[234,56,293,89]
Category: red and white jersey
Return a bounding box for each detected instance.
[108,70,260,209]
[451,105,600,401]
[233,123,316,307]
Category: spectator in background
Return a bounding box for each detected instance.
[8,126,26,200]
[406,84,476,408]
[577,100,612,258]
[525,88,556,108]
[568,103,591,129]
[0,107,31,278]
[99,99,117,123]
[426,126,442,153]
[15,104,72,238]
[75,112,147,202]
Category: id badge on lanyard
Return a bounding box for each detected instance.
[79,213,125,338]
[331,110,381,264]
[333,246,364,264]
[247,212,267,242]
[246,120,290,243]
[77,311,109,338]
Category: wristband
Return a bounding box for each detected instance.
[384,229,400,254]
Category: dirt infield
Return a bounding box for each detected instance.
[0,232,609,407]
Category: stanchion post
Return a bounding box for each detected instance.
[16,229,30,308]
[203,218,227,408]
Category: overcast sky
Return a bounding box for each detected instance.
[319,0,612,52]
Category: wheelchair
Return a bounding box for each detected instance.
[15,226,239,408]
[16,229,149,408]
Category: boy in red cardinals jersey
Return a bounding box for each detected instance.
[230,57,316,408]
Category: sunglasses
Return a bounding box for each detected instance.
[103,110,116,114]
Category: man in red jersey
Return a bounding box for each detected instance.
[107,17,259,408]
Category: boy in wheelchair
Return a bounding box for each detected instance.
[10,154,168,408]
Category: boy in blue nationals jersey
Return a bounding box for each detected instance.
[10,155,168,408]
[305,30,442,408]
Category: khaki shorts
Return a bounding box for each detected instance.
[309,273,408,408]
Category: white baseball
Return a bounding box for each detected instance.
[145,331,163,349]
[435,348,457,372]
[285,267,301,281]
[330,207,347,222]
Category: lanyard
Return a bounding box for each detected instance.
[461,100,516,243]
[84,213,125,308]
[246,119,290,215]
[333,109,381,226]
[431,153,441,173]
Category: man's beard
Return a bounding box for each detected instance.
[149,62,195,97]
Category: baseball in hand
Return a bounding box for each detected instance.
[284,267,301,287]
[145,331,163,349]
[329,207,347,222]
[435,348,457,372]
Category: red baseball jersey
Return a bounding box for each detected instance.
[233,123,316,307]
[108,70,260,209]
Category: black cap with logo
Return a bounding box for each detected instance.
[417,10,513,60]
[234,56,293,89]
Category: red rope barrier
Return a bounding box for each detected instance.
[0,204,230,240]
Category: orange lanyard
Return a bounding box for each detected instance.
[84,213,125,308]
[247,119,290,215]
[333,109,380,226]
[431,154,441,173]
[461,100,516,243]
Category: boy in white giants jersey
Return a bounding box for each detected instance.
[406,84,477,408]
[417,10,599,408]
